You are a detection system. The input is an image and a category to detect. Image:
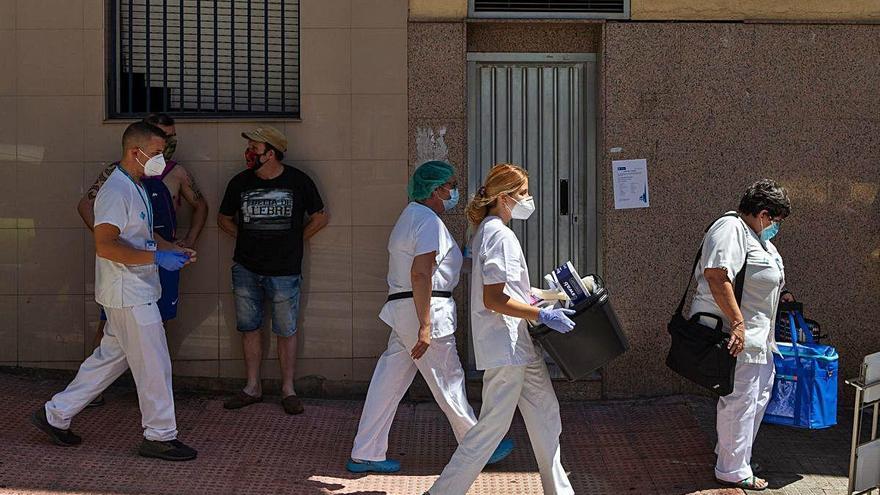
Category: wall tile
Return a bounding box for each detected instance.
[16,162,84,228]
[351,94,407,160]
[295,358,352,380]
[173,123,219,162]
[293,160,352,226]
[301,28,351,95]
[179,228,219,294]
[301,0,351,28]
[302,225,352,293]
[0,97,15,161]
[18,228,84,295]
[407,23,466,120]
[352,226,392,291]
[16,96,85,162]
[352,357,378,381]
[172,359,219,378]
[16,29,84,96]
[350,160,407,225]
[18,294,84,361]
[351,29,406,94]
[82,0,102,30]
[165,294,219,361]
[0,295,16,361]
[0,229,16,295]
[352,292,389,358]
[299,292,352,359]
[351,0,407,28]
[0,161,17,228]
[83,29,103,96]
[0,0,14,30]
[15,0,83,30]
[285,95,352,161]
[0,30,14,96]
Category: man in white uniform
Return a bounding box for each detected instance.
[31,122,198,461]
[347,161,513,473]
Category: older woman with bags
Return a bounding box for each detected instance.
[689,179,791,491]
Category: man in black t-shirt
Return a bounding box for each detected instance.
[218,126,329,415]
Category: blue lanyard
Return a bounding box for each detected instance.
[117,166,153,233]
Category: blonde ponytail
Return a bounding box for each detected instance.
[466,163,529,226]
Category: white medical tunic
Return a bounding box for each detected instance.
[689,212,785,364]
[379,202,462,339]
[470,216,541,370]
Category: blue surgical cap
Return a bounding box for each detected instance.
[408,160,455,201]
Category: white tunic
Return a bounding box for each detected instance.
[689,212,785,364]
[469,216,541,371]
[379,202,462,339]
[94,168,161,308]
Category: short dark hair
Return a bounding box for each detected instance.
[122,122,167,151]
[143,113,175,127]
[738,178,791,219]
[265,143,284,161]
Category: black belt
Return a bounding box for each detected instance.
[387,291,452,302]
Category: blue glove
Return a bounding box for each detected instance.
[155,250,189,271]
[538,307,577,334]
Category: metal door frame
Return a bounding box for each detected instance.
[465,52,601,374]
[466,52,600,276]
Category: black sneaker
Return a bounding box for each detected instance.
[31,408,82,446]
[138,439,198,461]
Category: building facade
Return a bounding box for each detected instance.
[1,0,878,400]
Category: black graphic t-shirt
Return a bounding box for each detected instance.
[220,165,324,276]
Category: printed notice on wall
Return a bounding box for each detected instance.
[612,159,650,209]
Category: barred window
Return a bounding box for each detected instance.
[109,0,300,119]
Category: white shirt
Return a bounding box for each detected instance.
[689,212,785,364]
[379,202,462,339]
[470,216,541,370]
[94,168,161,308]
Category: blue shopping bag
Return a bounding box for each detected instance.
[764,311,838,429]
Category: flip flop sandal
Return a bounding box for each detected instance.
[715,475,768,491]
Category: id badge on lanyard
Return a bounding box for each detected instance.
[119,167,155,246]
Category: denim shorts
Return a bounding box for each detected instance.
[231,263,302,337]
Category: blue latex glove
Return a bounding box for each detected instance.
[538,307,577,334]
[155,250,189,271]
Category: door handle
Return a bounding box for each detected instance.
[559,179,569,216]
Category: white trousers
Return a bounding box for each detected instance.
[45,304,178,442]
[351,328,477,461]
[715,359,775,482]
[428,355,573,495]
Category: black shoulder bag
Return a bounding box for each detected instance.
[666,213,746,396]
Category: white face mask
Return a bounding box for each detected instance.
[137,148,166,177]
[508,195,536,220]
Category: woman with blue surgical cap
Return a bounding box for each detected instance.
[346,161,514,473]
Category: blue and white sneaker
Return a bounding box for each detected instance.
[346,458,401,473]
[486,438,515,465]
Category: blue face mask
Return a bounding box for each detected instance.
[761,220,780,241]
[442,188,459,211]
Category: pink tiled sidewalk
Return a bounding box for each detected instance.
[0,372,847,494]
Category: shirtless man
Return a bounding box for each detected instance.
[76,113,208,405]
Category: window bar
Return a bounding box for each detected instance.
[162,0,168,111]
[196,0,202,111]
[264,0,269,111]
[247,0,252,111]
[127,0,134,113]
[145,0,151,113]
[280,0,284,113]
[213,0,218,112]
[179,0,184,111]
[230,0,236,111]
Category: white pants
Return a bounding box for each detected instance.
[351,329,476,461]
[428,356,573,495]
[45,304,178,442]
[715,359,775,482]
